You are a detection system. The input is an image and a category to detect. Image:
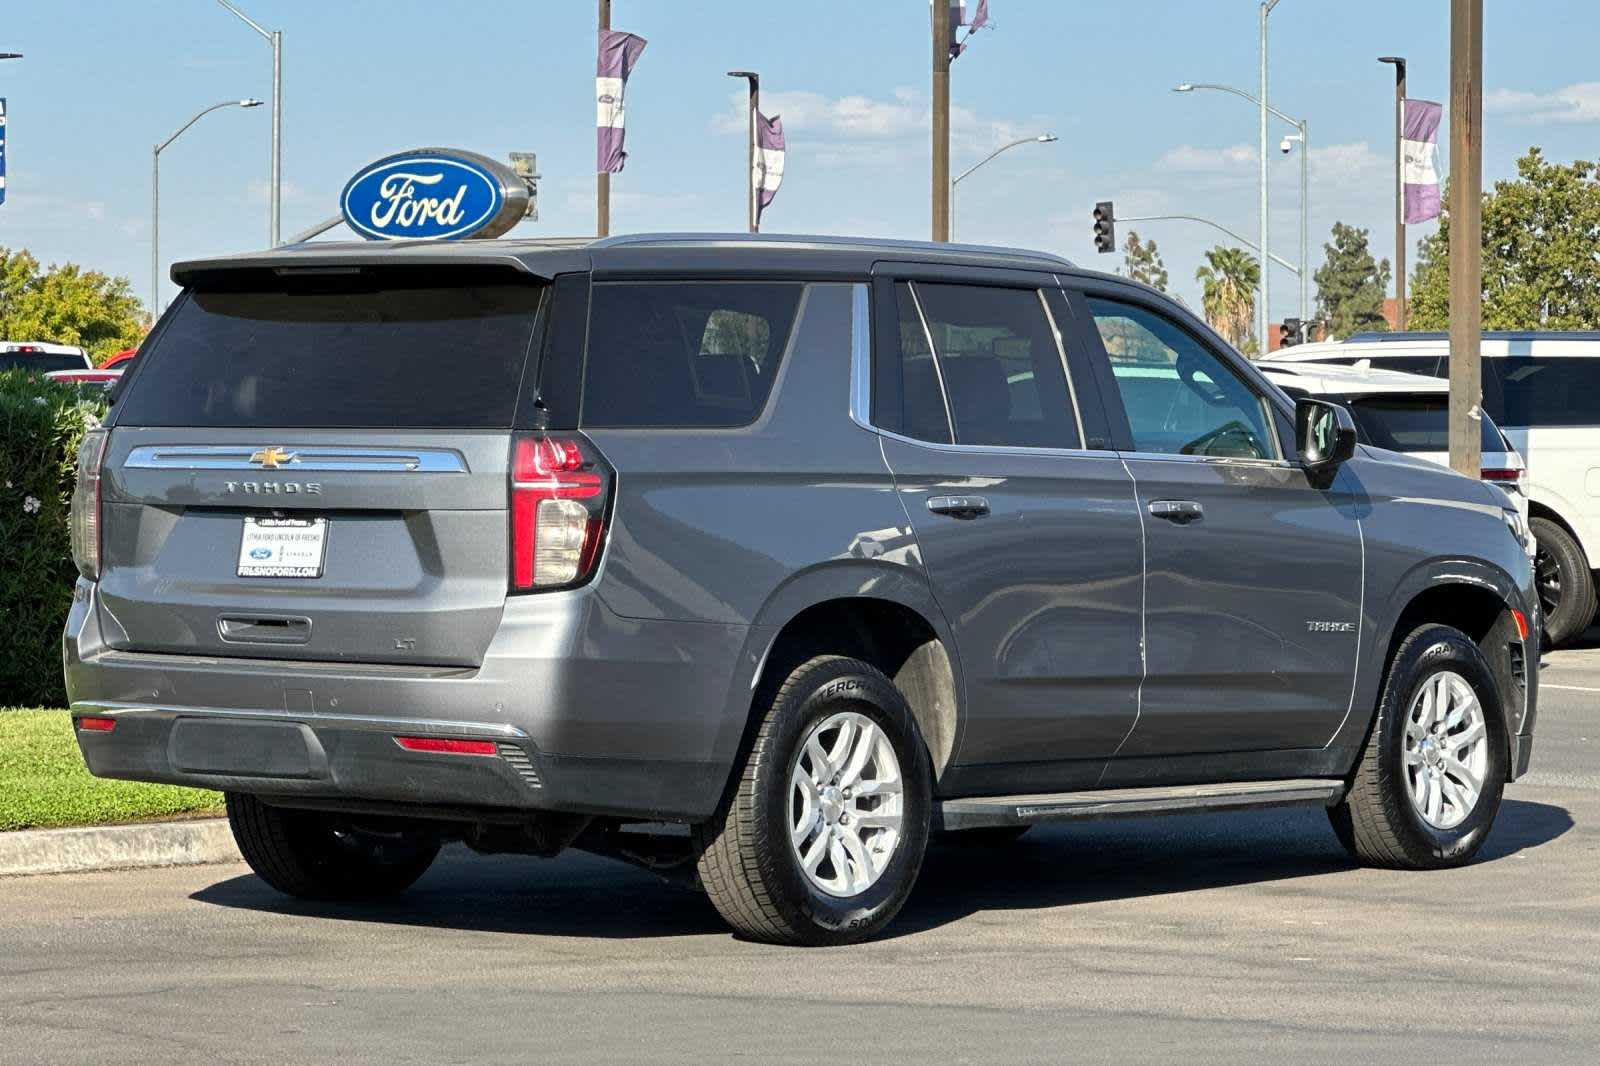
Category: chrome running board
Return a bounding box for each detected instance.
[937,778,1345,831]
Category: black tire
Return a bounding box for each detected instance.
[225,793,441,901]
[1532,516,1595,647]
[939,825,1032,847]
[693,655,933,946]
[1329,624,1508,869]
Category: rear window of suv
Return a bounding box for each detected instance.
[580,282,803,428]
[116,271,545,429]
[1344,396,1504,453]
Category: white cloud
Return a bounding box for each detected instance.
[1158,142,1256,172]
[1487,82,1600,124]
[711,86,1029,158]
[1309,141,1385,178]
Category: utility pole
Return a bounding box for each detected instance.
[931,0,951,242]
[597,0,611,237]
[1448,0,1483,478]
[727,71,759,233]
[1380,56,1408,329]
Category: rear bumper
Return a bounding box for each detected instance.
[69,702,725,821]
[64,580,751,822]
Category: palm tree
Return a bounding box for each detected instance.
[1195,246,1261,355]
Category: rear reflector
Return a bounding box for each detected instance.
[76,717,117,733]
[1480,468,1520,483]
[393,736,497,756]
[1510,609,1529,641]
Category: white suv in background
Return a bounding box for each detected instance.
[1269,331,1600,645]
[1259,360,1530,528]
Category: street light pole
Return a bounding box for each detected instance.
[1380,56,1408,330]
[1115,213,1301,276]
[727,71,759,233]
[950,134,1057,241]
[1259,0,1282,355]
[151,99,263,316]
[216,1,283,247]
[1174,83,1308,323]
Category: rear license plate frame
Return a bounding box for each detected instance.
[237,516,329,578]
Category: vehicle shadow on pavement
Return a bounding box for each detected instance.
[189,799,1571,942]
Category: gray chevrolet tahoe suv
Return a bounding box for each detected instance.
[66,234,1539,945]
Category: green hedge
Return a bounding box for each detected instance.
[0,371,106,706]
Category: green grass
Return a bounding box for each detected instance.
[0,709,224,832]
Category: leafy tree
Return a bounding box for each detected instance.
[1195,245,1260,354]
[0,248,146,359]
[1410,148,1600,330]
[1313,222,1391,339]
[1122,230,1169,292]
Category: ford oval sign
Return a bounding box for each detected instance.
[340,148,529,241]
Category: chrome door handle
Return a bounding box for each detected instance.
[927,495,991,519]
[1148,499,1204,524]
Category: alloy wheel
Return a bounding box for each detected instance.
[1403,670,1490,830]
[788,711,904,897]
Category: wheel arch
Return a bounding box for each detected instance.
[710,561,964,808]
[1347,560,1534,775]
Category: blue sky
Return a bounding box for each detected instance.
[2,1,1598,319]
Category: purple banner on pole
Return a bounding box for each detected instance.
[1402,98,1443,225]
[754,111,786,221]
[597,30,648,173]
[950,0,990,58]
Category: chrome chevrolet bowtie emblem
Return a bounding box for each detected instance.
[249,447,298,470]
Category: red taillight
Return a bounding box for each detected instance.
[509,435,607,592]
[70,429,107,580]
[1480,468,1519,483]
[393,736,498,756]
[76,716,117,732]
[1510,609,1529,642]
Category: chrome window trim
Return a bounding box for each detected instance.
[1037,289,1089,449]
[1117,451,1296,470]
[905,281,959,443]
[123,444,469,473]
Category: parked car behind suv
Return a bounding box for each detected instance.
[1258,360,1530,528]
[1,340,92,374]
[66,235,1538,945]
[1269,332,1600,645]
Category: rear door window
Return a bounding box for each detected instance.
[1345,396,1502,453]
[581,282,802,428]
[882,281,1081,449]
[116,272,545,429]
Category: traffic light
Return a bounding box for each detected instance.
[1278,317,1304,349]
[1093,201,1115,254]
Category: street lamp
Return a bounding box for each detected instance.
[151,99,263,316]
[216,1,283,247]
[950,134,1057,241]
[1174,82,1309,325]
[1257,0,1284,353]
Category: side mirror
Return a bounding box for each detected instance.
[1296,397,1356,477]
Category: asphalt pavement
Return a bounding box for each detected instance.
[3,644,1597,1065]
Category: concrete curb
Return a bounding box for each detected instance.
[0,818,241,878]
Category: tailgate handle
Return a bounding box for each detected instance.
[217,614,312,645]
